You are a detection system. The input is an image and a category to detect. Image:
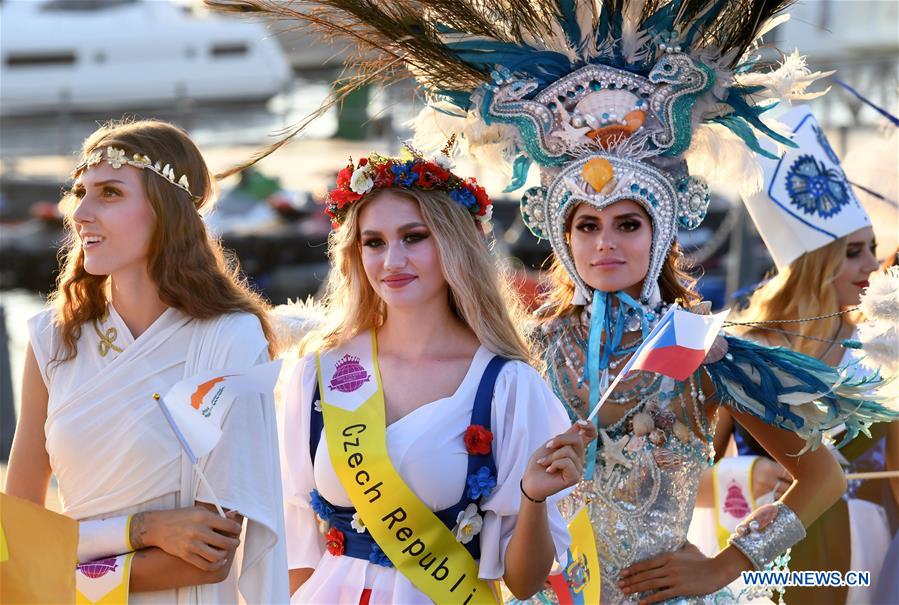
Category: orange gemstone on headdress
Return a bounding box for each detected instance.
[582,158,614,192]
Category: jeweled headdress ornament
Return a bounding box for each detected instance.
[74,146,196,200]
[208,0,829,301]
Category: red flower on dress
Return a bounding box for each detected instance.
[464,424,493,455]
[325,527,345,556]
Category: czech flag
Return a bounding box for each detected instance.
[623,307,730,382]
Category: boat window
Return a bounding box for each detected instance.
[211,43,249,58]
[6,53,77,68]
[41,0,136,10]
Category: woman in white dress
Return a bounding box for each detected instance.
[6,119,288,602]
[280,151,595,603]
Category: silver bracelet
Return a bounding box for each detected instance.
[727,502,806,570]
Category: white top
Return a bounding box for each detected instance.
[28,305,289,604]
[280,346,573,604]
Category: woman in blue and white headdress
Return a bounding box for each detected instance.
[205,2,899,603]
[694,105,895,605]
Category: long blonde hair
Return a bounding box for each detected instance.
[306,188,531,363]
[50,119,275,362]
[734,237,850,356]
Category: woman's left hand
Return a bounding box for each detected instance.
[522,420,597,502]
[618,541,726,604]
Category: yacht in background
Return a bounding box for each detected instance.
[0,0,292,116]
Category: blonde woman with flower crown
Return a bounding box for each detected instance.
[278,151,596,604]
[6,119,288,602]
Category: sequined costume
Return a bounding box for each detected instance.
[531,301,897,605]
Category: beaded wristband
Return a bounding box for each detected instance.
[727,502,806,570]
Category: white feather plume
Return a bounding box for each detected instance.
[857,266,899,377]
[735,50,834,102]
[410,105,519,178]
[269,297,326,355]
[684,123,764,196]
[620,0,650,63]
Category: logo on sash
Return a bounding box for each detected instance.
[329,355,371,393]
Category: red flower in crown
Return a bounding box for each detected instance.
[330,187,362,209]
[413,161,451,188]
[373,161,395,188]
[464,424,493,455]
[465,179,491,216]
[325,527,345,556]
[336,164,354,189]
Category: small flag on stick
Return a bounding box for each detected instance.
[588,307,729,420]
[153,360,283,515]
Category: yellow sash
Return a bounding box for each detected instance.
[317,331,499,604]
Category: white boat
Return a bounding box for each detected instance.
[0,0,292,116]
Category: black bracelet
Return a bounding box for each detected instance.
[520,479,546,504]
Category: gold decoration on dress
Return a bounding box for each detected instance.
[582,158,615,192]
[93,319,123,357]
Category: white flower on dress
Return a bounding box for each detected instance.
[349,166,374,194]
[452,503,483,544]
[313,399,323,412]
[351,512,367,533]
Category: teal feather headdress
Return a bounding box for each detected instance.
[208,0,830,301]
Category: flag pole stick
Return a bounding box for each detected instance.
[194,466,226,517]
[154,393,227,517]
[845,470,899,480]
[586,371,628,422]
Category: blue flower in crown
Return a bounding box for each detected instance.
[391,162,418,187]
[466,466,497,500]
[309,489,334,522]
[784,155,849,218]
[369,543,394,567]
[449,187,478,210]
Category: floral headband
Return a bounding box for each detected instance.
[75,146,197,200]
[326,147,492,229]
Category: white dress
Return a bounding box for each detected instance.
[28,304,289,603]
[280,346,573,604]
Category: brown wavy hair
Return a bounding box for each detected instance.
[537,203,701,321]
[49,119,274,362]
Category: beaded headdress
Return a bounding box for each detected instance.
[208,0,829,302]
[74,146,196,199]
[326,145,492,229]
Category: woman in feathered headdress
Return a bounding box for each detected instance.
[206,1,899,603]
